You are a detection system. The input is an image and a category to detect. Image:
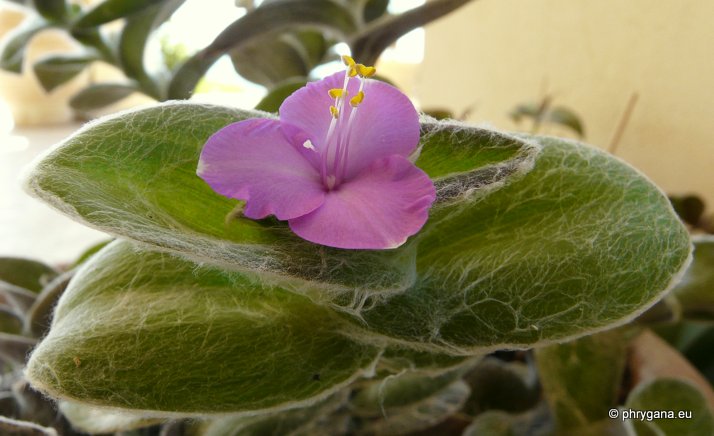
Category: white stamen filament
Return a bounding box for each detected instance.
[338,78,366,181]
[321,60,374,191]
[322,69,352,183]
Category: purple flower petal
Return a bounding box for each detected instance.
[288,155,436,249]
[279,72,420,178]
[197,119,326,220]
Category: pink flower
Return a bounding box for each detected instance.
[197,57,436,249]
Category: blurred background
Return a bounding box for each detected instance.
[1,0,712,263]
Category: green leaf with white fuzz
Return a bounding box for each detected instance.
[343,135,690,353]
[23,102,690,353]
[25,240,380,415]
[23,103,533,303]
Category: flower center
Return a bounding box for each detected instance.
[317,55,376,191]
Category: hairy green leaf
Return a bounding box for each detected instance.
[33,53,95,92]
[69,83,136,111]
[24,103,533,301]
[344,134,690,352]
[24,103,689,352]
[25,240,380,415]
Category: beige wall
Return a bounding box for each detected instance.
[416,0,714,206]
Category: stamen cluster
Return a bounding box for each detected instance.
[318,56,377,190]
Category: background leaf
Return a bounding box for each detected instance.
[0,17,50,73]
[624,378,714,436]
[24,104,690,353]
[72,0,166,28]
[168,0,356,99]
[0,258,57,293]
[69,83,136,111]
[346,134,690,352]
[535,330,629,433]
[32,0,68,22]
[546,106,585,137]
[32,53,95,92]
[118,0,185,100]
[350,0,474,65]
[255,79,307,112]
[669,236,714,321]
[230,33,311,87]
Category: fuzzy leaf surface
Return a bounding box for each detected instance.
[24,103,533,301]
[346,135,690,352]
[25,240,379,415]
[24,103,690,352]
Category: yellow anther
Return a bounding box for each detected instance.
[348,65,358,77]
[350,91,365,107]
[328,88,347,99]
[329,105,339,118]
[341,55,355,67]
[357,64,376,78]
